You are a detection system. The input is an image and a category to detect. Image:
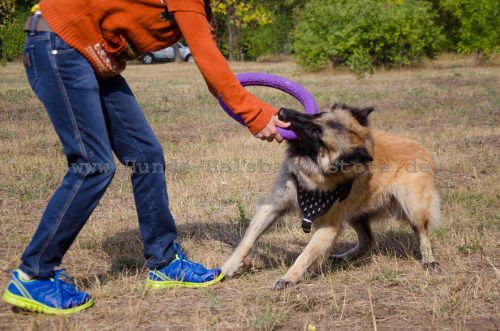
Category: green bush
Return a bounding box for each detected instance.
[438,0,498,57]
[0,0,29,62]
[0,14,26,62]
[292,0,444,73]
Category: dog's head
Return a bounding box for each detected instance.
[279,103,374,184]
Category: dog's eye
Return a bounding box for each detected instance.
[327,120,345,131]
[312,127,322,138]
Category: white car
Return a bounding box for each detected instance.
[140,43,193,64]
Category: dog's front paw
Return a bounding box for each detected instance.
[222,258,251,278]
[423,261,442,272]
[272,278,296,291]
[221,261,241,278]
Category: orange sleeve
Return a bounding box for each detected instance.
[171,10,277,135]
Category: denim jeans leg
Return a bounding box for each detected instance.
[19,32,116,278]
[99,76,177,269]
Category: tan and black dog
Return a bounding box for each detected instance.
[222,103,441,290]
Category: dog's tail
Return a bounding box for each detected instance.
[391,184,441,230]
[427,189,441,230]
[429,154,441,230]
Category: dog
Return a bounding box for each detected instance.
[221,103,441,290]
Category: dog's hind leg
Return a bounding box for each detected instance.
[330,214,374,263]
[222,176,297,277]
[273,221,341,290]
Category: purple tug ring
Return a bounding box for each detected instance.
[218,72,319,140]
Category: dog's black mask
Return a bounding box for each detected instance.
[278,107,324,158]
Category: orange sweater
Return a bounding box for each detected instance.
[39,0,277,134]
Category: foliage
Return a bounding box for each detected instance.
[242,0,305,60]
[211,0,306,61]
[1,0,33,62]
[0,0,497,66]
[213,0,272,26]
[16,0,38,12]
[0,0,16,28]
[292,0,444,73]
[212,0,273,60]
[0,13,26,62]
[436,0,499,57]
[238,12,287,60]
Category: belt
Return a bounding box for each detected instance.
[24,15,52,32]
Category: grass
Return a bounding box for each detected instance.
[0,57,499,330]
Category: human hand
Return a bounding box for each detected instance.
[254,115,291,143]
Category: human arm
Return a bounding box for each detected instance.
[171,9,290,141]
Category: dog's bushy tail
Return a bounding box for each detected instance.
[427,189,441,230]
[391,184,441,230]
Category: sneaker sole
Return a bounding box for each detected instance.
[2,289,93,315]
[147,272,225,289]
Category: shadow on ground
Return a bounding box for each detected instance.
[94,221,422,281]
[325,229,421,271]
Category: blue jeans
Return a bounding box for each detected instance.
[20,31,177,278]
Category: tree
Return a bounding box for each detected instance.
[212,0,272,60]
[243,0,306,59]
[172,43,182,62]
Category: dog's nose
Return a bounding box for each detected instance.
[278,108,289,122]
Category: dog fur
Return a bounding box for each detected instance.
[222,103,441,290]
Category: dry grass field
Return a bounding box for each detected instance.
[0,58,498,330]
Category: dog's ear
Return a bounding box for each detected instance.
[349,107,374,126]
[342,147,373,165]
[331,102,348,111]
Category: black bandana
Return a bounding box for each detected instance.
[293,175,353,233]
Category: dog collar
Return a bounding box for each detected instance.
[293,175,353,233]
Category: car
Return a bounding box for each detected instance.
[139,43,194,64]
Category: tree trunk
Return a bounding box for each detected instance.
[172,43,182,63]
[227,4,234,61]
[235,23,241,61]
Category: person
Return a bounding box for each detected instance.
[2,0,290,314]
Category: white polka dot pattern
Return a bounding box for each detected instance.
[294,176,353,233]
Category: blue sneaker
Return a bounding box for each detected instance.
[2,269,93,314]
[148,243,224,288]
